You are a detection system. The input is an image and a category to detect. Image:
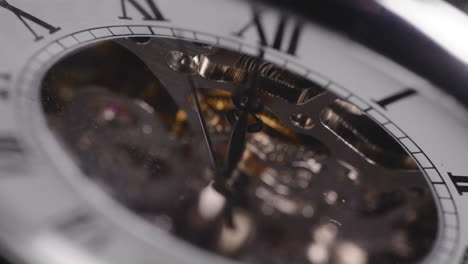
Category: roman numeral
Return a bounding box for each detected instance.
[119,0,167,21]
[374,88,417,109]
[0,137,22,154]
[0,73,10,81]
[56,210,112,251]
[234,11,303,56]
[0,73,10,100]
[0,136,23,171]
[462,246,468,264]
[448,172,468,195]
[0,0,61,41]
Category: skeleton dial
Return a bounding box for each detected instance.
[0,1,467,264]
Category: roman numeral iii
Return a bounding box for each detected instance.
[374,88,417,109]
[448,172,468,195]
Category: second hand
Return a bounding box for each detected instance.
[188,76,219,173]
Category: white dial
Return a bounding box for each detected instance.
[0,1,467,264]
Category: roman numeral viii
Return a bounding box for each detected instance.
[119,0,167,21]
[0,0,60,41]
[234,11,303,56]
[448,172,468,195]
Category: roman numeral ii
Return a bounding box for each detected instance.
[235,10,303,56]
[119,0,166,21]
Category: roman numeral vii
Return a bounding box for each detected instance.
[0,0,61,41]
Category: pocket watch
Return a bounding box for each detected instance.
[0,0,467,264]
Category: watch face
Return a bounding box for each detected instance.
[0,1,467,264]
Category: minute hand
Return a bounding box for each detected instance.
[225,110,249,177]
[222,70,264,185]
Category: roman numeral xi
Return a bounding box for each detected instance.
[0,0,60,41]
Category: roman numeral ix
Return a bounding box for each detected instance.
[0,0,61,41]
